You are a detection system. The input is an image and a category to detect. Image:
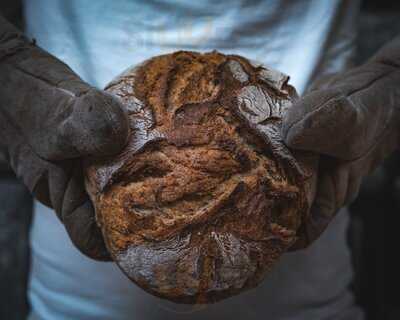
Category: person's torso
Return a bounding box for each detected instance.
[24,0,358,93]
[24,1,363,319]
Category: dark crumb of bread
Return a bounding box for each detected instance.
[85,51,316,304]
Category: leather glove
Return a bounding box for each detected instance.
[282,36,400,248]
[0,16,129,260]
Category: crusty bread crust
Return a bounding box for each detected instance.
[85,51,316,304]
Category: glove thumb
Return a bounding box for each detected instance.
[281,88,364,160]
[32,89,129,160]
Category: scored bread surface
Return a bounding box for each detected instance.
[85,51,314,304]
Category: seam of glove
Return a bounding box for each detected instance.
[375,58,400,70]
[12,60,91,98]
[60,168,85,222]
[12,62,79,97]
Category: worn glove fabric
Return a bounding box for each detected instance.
[282,36,400,248]
[0,16,129,260]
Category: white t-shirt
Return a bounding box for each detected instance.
[24,1,363,319]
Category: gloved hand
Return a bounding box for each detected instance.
[0,16,129,260]
[282,36,400,248]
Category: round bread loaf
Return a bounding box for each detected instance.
[85,51,316,304]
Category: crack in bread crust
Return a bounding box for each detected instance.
[85,51,316,304]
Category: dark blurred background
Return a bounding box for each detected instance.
[0,0,399,319]
[349,1,400,319]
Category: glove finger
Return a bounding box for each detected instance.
[44,160,73,217]
[343,158,369,205]
[9,140,111,260]
[302,169,338,246]
[345,169,363,205]
[33,156,111,260]
[331,161,351,209]
[291,158,347,249]
[60,161,111,261]
[63,198,111,261]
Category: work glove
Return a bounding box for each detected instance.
[0,16,129,260]
[282,36,400,248]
